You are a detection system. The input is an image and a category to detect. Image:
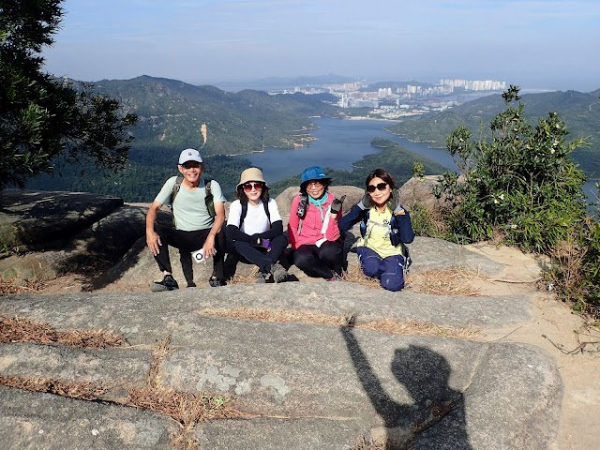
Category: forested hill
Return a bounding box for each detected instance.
[92,75,342,161]
[387,89,600,177]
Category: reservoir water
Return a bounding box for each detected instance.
[245,116,597,206]
[245,117,455,182]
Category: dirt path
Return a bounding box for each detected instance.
[466,243,600,450]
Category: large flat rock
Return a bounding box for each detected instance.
[0,284,560,449]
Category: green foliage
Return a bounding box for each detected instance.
[438,86,600,310]
[412,162,425,178]
[0,0,137,191]
[438,85,588,253]
[387,89,600,178]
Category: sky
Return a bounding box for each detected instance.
[42,0,600,92]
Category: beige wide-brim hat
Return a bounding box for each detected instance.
[237,167,266,189]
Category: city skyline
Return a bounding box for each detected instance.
[42,0,600,92]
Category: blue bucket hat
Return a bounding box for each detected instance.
[300,166,332,189]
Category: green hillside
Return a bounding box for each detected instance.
[387,90,600,177]
[27,76,342,201]
[94,76,341,160]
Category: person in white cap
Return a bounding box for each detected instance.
[145,148,226,291]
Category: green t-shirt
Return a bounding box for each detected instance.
[154,176,225,231]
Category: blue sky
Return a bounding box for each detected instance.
[43,0,600,91]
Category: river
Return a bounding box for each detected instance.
[244,116,597,205]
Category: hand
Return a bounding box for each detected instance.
[331,197,344,215]
[146,230,162,256]
[202,235,216,258]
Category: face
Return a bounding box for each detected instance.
[242,181,264,202]
[367,177,391,206]
[305,179,325,200]
[178,161,204,184]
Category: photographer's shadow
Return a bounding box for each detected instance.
[340,325,472,449]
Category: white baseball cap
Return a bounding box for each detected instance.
[178,148,203,165]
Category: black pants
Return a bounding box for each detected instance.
[153,223,225,285]
[226,234,288,274]
[293,241,344,279]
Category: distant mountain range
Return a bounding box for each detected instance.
[387,89,600,177]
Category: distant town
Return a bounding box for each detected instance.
[273,78,507,120]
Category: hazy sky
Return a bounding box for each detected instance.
[43,0,600,91]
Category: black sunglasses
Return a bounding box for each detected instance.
[243,182,264,192]
[367,182,388,193]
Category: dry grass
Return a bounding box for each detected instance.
[407,268,484,296]
[343,265,381,289]
[357,318,479,339]
[199,307,479,339]
[0,316,127,348]
[0,277,45,295]
[0,375,107,400]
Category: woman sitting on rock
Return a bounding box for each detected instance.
[288,166,345,281]
[339,168,414,291]
[226,168,289,283]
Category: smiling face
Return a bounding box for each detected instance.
[367,176,391,207]
[178,161,204,186]
[242,181,264,204]
[305,180,326,200]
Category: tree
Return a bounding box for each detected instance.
[0,0,137,191]
[436,85,587,252]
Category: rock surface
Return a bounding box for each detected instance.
[1,189,597,449]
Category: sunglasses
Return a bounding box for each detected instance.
[182,162,202,169]
[243,182,264,192]
[367,182,388,193]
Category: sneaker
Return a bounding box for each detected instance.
[151,274,179,292]
[208,276,226,287]
[270,263,288,283]
[255,272,268,283]
[328,273,344,282]
[187,282,197,288]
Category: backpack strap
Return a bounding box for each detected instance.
[204,178,216,218]
[170,176,184,227]
[296,193,308,234]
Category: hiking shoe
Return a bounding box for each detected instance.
[255,272,268,283]
[270,263,288,283]
[208,276,226,287]
[151,274,179,292]
[328,273,344,282]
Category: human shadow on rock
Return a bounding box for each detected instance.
[340,324,472,450]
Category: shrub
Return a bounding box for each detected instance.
[437,86,600,311]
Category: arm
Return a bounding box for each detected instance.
[145,200,163,256]
[338,204,364,233]
[254,220,283,240]
[390,210,415,245]
[202,201,225,257]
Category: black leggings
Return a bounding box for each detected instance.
[153,223,225,284]
[293,241,344,279]
[227,234,289,274]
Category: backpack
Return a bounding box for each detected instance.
[239,198,271,230]
[359,208,412,273]
[170,177,216,226]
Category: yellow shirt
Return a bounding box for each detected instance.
[357,207,403,258]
